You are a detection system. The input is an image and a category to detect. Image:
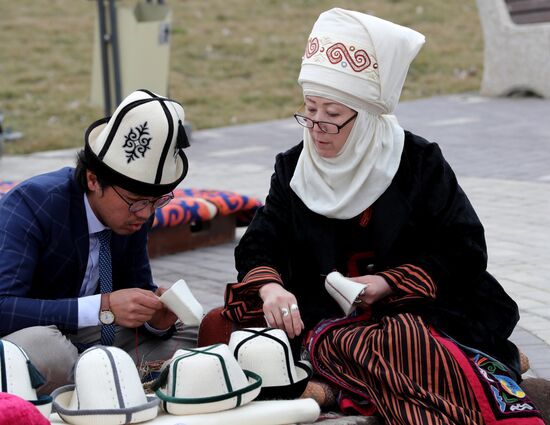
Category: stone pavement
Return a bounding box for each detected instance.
[1,94,549,379]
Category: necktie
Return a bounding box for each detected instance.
[97,230,115,346]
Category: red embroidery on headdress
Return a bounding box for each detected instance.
[326,43,372,72]
[305,37,319,58]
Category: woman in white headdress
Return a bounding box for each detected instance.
[222,8,543,424]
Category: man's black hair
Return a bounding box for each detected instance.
[74,149,112,192]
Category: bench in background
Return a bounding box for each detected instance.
[476,0,550,97]
[148,188,261,258]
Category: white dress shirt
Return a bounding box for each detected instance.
[77,195,167,334]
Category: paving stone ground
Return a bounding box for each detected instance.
[1,94,548,381]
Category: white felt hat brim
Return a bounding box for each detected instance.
[257,361,312,400]
[52,385,159,425]
[157,370,262,415]
[50,398,321,425]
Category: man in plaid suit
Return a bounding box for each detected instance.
[0,90,195,395]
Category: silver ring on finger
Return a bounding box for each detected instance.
[280,307,290,317]
[290,303,299,312]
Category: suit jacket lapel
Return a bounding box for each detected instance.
[69,175,89,287]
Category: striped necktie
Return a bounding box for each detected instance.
[97,230,115,346]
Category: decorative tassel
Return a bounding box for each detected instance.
[27,360,46,389]
[176,120,190,149]
[150,365,170,392]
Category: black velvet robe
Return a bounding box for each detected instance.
[235,131,521,377]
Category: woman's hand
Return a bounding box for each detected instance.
[259,283,304,339]
[350,275,393,306]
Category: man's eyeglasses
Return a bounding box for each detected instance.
[111,186,174,213]
[293,110,358,134]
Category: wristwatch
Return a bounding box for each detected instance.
[99,293,115,325]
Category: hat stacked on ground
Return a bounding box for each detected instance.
[228,328,312,400]
[152,343,262,415]
[84,89,189,197]
[0,339,52,419]
[52,346,159,425]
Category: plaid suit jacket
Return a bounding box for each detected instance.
[0,167,155,336]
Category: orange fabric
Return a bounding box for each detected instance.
[173,188,262,217]
[310,313,485,424]
[377,263,437,306]
[152,196,215,228]
[154,189,261,228]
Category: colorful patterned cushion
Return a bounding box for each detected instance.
[168,189,262,227]
[0,180,16,197]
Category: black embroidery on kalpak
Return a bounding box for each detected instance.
[123,121,152,163]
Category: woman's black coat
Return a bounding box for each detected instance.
[235,131,521,377]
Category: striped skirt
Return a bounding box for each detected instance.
[307,312,543,425]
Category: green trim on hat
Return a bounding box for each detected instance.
[155,370,262,405]
[154,344,262,407]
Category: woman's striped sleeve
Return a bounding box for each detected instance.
[377,264,436,303]
[221,266,283,322]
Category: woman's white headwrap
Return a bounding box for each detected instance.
[290,8,425,219]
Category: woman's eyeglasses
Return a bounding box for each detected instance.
[293,111,358,134]
[111,186,174,213]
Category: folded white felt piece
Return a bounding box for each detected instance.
[51,398,320,425]
[160,279,204,326]
[325,271,367,316]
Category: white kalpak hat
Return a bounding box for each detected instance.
[228,328,312,400]
[51,346,159,425]
[153,343,262,415]
[0,339,52,419]
[84,89,189,197]
[325,271,367,316]
[299,7,425,113]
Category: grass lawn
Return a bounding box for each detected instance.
[0,0,483,154]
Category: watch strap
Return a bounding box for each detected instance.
[100,292,111,312]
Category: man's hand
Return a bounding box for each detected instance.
[147,287,178,330]
[110,288,164,328]
[259,283,304,339]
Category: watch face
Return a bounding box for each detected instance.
[99,310,115,325]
